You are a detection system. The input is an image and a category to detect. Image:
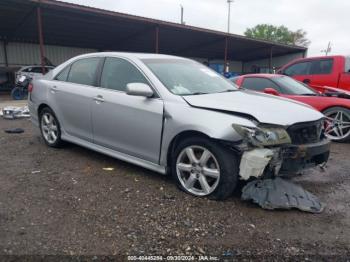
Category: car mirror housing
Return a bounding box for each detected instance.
[264,87,280,96]
[126,83,154,98]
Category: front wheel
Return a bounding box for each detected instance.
[323,107,350,142]
[171,136,238,200]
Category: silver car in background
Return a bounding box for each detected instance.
[15,65,54,83]
[28,52,330,200]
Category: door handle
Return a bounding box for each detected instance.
[93,95,105,103]
[50,85,58,93]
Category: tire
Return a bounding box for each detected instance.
[39,107,64,148]
[11,87,26,100]
[323,107,350,143]
[171,136,239,200]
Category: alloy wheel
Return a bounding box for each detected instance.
[41,112,59,144]
[176,146,220,196]
[324,110,350,141]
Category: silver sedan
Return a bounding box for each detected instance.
[28,53,330,200]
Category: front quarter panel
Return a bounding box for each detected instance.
[160,100,256,166]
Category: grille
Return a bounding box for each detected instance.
[287,120,323,145]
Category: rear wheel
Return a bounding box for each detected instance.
[11,87,27,100]
[171,136,238,200]
[39,107,64,147]
[323,107,350,142]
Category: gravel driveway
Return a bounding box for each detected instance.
[0,118,349,260]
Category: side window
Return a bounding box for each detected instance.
[55,65,71,81]
[31,67,44,73]
[310,59,333,75]
[345,57,350,72]
[284,61,312,76]
[67,57,100,86]
[242,77,281,92]
[100,57,148,92]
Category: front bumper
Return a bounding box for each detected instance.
[279,139,330,174]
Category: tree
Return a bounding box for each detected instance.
[244,24,311,47]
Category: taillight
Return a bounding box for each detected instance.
[28,83,33,93]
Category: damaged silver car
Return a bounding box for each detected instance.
[28,53,330,200]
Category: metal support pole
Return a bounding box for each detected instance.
[224,37,228,73]
[155,25,159,54]
[269,46,273,73]
[37,5,46,74]
[3,40,8,67]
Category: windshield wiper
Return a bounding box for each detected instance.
[186,92,209,96]
[299,93,318,96]
[218,89,237,93]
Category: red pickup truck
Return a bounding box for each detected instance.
[278,55,350,93]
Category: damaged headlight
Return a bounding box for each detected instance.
[232,124,291,146]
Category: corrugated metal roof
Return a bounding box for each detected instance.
[0,0,306,62]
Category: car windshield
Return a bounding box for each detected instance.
[273,76,316,95]
[142,58,238,95]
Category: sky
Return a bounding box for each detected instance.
[63,0,349,56]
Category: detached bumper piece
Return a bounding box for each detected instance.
[280,139,330,174]
[1,106,30,119]
[241,177,324,213]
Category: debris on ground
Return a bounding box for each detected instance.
[1,106,30,119]
[4,128,25,134]
[102,167,114,171]
[241,177,325,213]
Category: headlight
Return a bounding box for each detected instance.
[232,124,291,146]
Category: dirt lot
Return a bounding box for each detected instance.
[0,117,350,260]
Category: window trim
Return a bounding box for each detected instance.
[97,56,161,99]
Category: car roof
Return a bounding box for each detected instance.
[241,74,282,78]
[72,52,187,60]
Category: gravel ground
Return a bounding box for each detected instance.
[0,118,349,260]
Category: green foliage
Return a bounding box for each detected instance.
[244,24,311,47]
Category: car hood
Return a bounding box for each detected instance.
[182,90,324,126]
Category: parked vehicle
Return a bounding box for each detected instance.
[28,53,330,199]
[11,75,33,100]
[15,65,54,83]
[278,55,350,93]
[232,74,350,142]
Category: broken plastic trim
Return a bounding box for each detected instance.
[241,177,325,213]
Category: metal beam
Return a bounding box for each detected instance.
[224,36,228,72]
[37,5,46,74]
[3,40,8,67]
[269,46,273,72]
[155,25,159,53]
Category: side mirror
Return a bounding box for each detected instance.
[126,83,154,98]
[264,87,280,96]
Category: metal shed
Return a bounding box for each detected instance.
[0,0,307,73]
